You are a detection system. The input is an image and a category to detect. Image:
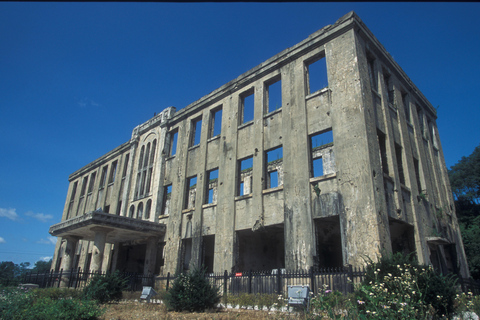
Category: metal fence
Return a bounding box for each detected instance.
[18,266,480,298]
[156,265,365,296]
[21,268,154,291]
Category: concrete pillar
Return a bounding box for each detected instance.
[89,227,112,273]
[60,236,80,287]
[143,237,158,276]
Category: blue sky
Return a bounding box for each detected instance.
[0,2,479,266]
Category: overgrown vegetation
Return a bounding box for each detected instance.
[83,271,128,303]
[164,267,221,312]
[0,286,103,320]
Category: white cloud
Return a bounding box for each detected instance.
[25,211,53,222]
[0,207,19,221]
[0,237,5,244]
[37,236,57,245]
[39,256,52,262]
[77,97,101,108]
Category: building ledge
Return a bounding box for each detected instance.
[426,237,451,245]
[49,210,165,243]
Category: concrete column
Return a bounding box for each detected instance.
[60,236,80,287]
[143,237,158,277]
[89,227,112,273]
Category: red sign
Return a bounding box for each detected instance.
[235,272,242,277]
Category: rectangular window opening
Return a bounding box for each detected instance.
[87,172,96,193]
[306,55,328,94]
[367,53,377,91]
[265,146,283,188]
[80,176,88,197]
[99,165,108,189]
[413,158,422,193]
[209,107,222,138]
[377,130,389,175]
[190,118,202,147]
[206,169,219,204]
[122,154,129,178]
[108,160,118,184]
[383,73,394,105]
[240,90,254,124]
[402,92,410,123]
[185,176,197,209]
[310,130,334,177]
[237,157,253,196]
[395,143,405,185]
[169,130,178,156]
[162,184,172,216]
[266,78,282,113]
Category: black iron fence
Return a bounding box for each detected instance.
[17,266,480,298]
[156,265,365,296]
[21,268,154,292]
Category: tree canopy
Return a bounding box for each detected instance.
[448,143,480,279]
[449,145,480,204]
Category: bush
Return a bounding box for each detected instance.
[0,288,103,320]
[83,271,128,303]
[164,267,221,312]
[356,252,458,319]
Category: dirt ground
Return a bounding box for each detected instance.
[100,301,302,320]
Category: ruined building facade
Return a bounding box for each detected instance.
[49,12,469,278]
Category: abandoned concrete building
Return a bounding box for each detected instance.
[49,11,469,278]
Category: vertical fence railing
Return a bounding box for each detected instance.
[14,266,480,297]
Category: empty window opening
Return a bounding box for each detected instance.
[136,202,143,219]
[185,176,197,209]
[314,217,343,268]
[306,55,328,94]
[145,199,152,220]
[389,219,415,257]
[377,130,389,175]
[402,92,410,123]
[169,130,178,156]
[116,243,146,273]
[129,205,135,218]
[310,130,334,177]
[413,158,422,193]
[265,146,283,189]
[190,118,202,147]
[417,106,425,136]
[162,184,172,216]
[67,181,78,219]
[395,143,405,185]
[99,165,108,189]
[209,107,222,138]
[87,172,96,193]
[80,176,88,197]
[383,73,394,105]
[202,235,215,274]
[182,238,193,272]
[116,201,122,215]
[104,205,110,213]
[236,225,285,271]
[367,53,377,91]
[206,169,219,204]
[108,160,118,184]
[122,154,129,178]
[237,157,253,196]
[266,78,282,113]
[240,89,254,124]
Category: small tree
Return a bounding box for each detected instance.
[164,267,221,312]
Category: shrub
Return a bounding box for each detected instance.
[357,252,458,319]
[0,288,103,320]
[310,286,354,319]
[83,271,128,303]
[164,267,221,312]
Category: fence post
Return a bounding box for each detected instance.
[276,268,282,296]
[166,272,170,291]
[248,270,252,294]
[309,266,315,296]
[347,265,354,293]
[223,270,228,299]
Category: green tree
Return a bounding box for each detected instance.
[32,259,52,273]
[0,261,16,284]
[449,144,480,279]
